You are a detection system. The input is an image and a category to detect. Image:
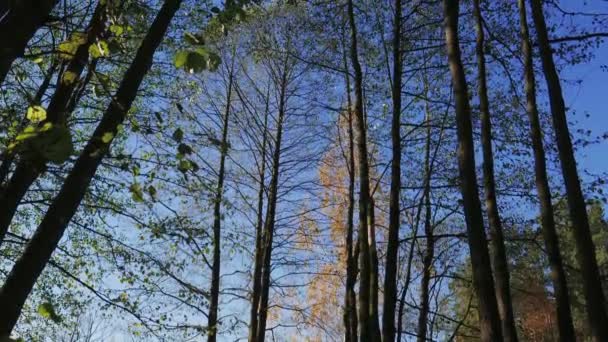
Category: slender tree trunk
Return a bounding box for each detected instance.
[382,0,403,339]
[417,93,434,342]
[343,47,358,342]
[207,61,235,342]
[346,0,378,339]
[442,1,503,340]
[517,1,576,339]
[248,92,269,342]
[472,1,519,340]
[0,0,58,86]
[0,0,182,334]
[0,1,107,248]
[369,196,381,340]
[255,64,288,342]
[530,1,608,340]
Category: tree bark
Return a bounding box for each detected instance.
[0,0,182,334]
[0,0,58,85]
[517,1,576,339]
[342,45,358,342]
[0,1,107,248]
[529,0,608,340]
[442,0,503,340]
[472,1,519,340]
[382,0,403,339]
[207,60,235,342]
[346,0,379,339]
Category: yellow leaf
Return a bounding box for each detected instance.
[26,106,47,123]
[101,132,114,143]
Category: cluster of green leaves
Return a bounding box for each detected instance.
[8,106,73,164]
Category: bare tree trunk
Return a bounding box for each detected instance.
[369,196,381,340]
[0,0,58,85]
[255,62,289,342]
[442,1,503,340]
[346,0,379,339]
[529,0,608,340]
[0,1,108,248]
[0,0,182,335]
[248,90,269,342]
[472,1,519,340]
[342,44,358,342]
[383,0,403,339]
[517,1,576,339]
[417,91,434,342]
[207,60,235,342]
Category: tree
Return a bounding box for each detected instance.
[518,0,576,338]
[0,0,183,334]
[443,0,503,340]
[0,0,58,85]
[529,0,608,340]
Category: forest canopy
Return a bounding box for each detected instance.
[0,0,607,341]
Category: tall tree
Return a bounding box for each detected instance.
[417,93,434,342]
[0,0,108,247]
[442,0,503,340]
[0,0,183,334]
[471,1,518,340]
[342,34,358,341]
[247,85,270,342]
[207,57,235,342]
[346,0,380,339]
[382,0,403,339]
[529,1,608,340]
[254,55,290,342]
[518,0,576,339]
[0,0,58,85]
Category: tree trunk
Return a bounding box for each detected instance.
[517,1,576,339]
[248,88,270,342]
[417,92,434,342]
[255,63,288,342]
[382,0,403,339]
[0,1,107,248]
[442,0,503,340]
[343,46,358,342]
[472,1,519,340]
[530,0,608,340]
[207,60,235,342]
[346,0,379,339]
[0,0,58,85]
[0,0,182,334]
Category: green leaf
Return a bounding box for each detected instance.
[177,159,191,173]
[173,50,189,69]
[173,49,222,74]
[129,183,144,202]
[101,132,114,143]
[39,125,73,163]
[89,40,110,58]
[110,24,124,36]
[62,71,78,85]
[172,128,184,142]
[57,32,87,60]
[26,105,47,123]
[147,185,157,199]
[11,123,73,164]
[37,302,61,323]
